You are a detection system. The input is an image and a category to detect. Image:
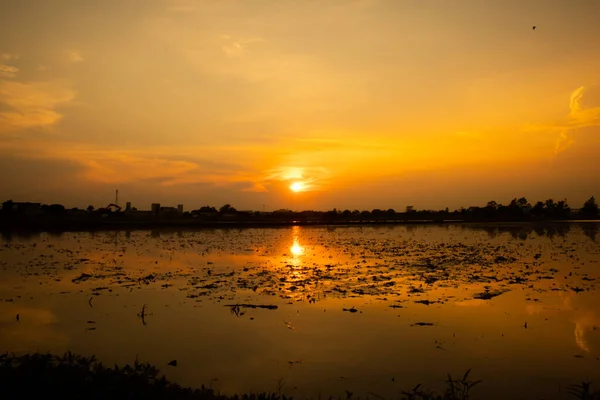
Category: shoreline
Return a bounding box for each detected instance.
[1,218,598,233]
[0,352,596,400]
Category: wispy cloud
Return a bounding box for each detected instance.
[242,183,268,193]
[65,50,84,63]
[220,35,263,58]
[262,165,331,192]
[568,85,600,128]
[523,85,600,156]
[1,53,19,61]
[0,80,75,131]
[0,141,262,189]
[569,86,584,114]
[0,63,19,78]
[555,85,600,155]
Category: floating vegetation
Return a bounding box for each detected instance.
[1,224,599,399]
[473,287,508,300]
[411,322,435,327]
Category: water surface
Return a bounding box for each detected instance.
[1,223,599,399]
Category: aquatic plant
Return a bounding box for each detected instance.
[400,369,480,400]
[0,352,291,400]
[1,353,598,399]
[567,381,600,400]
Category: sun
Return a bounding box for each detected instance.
[289,182,304,192]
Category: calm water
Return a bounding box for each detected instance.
[1,224,599,399]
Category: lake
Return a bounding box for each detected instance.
[1,223,599,399]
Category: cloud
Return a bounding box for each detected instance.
[0,141,262,190]
[65,50,84,63]
[77,154,199,184]
[554,130,575,155]
[569,86,584,114]
[242,183,268,192]
[568,85,600,127]
[555,85,600,155]
[220,36,263,58]
[0,80,75,131]
[0,63,19,78]
[1,53,19,61]
[262,165,331,192]
[525,85,600,156]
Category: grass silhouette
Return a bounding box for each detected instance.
[0,352,598,400]
[0,352,289,400]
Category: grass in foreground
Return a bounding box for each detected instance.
[0,353,599,400]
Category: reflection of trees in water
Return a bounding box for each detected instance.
[467,224,575,240]
[533,226,546,238]
[508,230,529,241]
[481,227,498,238]
[467,223,600,241]
[1,230,43,242]
[47,231,65,239]
[582,225,599,242]
[545,225,571,239]
[405,224,418,233]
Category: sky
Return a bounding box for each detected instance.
[1,0,600,212]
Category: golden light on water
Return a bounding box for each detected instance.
[290,238,305,256]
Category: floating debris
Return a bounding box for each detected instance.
[414,300,438,306]
[224,304,278,310]
[72,273,92,283]
[474,288,508,300]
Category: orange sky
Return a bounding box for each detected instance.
[1,0,600,211]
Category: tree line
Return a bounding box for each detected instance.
[187,196,599,222]
[2,196,599,223]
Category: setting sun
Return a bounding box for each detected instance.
[290,182,304,192]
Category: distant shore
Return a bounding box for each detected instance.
[0,218,456,232]
[1,217,598,234]
[3,196,598,233]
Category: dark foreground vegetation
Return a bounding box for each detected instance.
[0,353,598,400]
[1,197,599,231]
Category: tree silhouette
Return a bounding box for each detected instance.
[581,196,599,219]
[198,206,217,213]
[544,199,556,218]
[218,204,237,214]
[531,201,544,217]
[555,200,570,219]
[1,200,14,214]
[486,201,498,209]
[517,197,530,208]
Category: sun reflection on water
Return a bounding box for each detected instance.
[290,239,305,257]
[288,226,305,267]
